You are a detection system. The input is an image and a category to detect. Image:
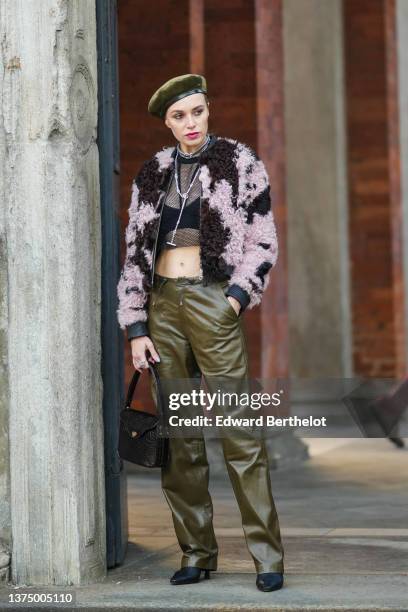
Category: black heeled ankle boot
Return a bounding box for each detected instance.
[170,566,212,585]
[256,572,284,592]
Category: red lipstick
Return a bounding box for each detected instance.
[186,132,200,139]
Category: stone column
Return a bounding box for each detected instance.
[283,0,352,379]
[396,0,408,371]
[254,0,308,467]
[0,0,105,585]
[0,60,11,581]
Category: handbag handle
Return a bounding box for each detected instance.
[125,363,167,421]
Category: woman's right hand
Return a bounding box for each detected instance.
[130,336,160,373]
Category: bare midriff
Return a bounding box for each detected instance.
[155,245,202,278]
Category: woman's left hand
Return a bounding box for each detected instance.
[227,296,241,316]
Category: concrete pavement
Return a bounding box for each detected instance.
[1,437,407,610]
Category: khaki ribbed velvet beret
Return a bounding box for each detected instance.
[148,74,207,119]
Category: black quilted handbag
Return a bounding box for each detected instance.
[118,363,169,468]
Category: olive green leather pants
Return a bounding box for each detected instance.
[148,273,284,574]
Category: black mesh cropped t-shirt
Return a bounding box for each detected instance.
[156,134,217,255]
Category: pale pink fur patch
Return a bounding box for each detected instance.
[235,143,268,204]
[143,246,153,267]
[156,146,175,171]
[200,173,246,268]
[228,210,278,308]
[135,203,160,233]
[128,181,140,218]
[117,264,148,328]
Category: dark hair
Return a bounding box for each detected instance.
[163,93,209,121]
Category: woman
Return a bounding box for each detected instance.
[117,74,285,592]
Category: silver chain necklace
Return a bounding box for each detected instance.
[176,133,210,159]
[166,136,210,247]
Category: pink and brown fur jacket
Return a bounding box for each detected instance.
[117,135,278,338]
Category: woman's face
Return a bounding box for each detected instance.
[164,93,209,150]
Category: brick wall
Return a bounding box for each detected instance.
[118,0,190,405]
[117,0,266,399]
[343,0,405,377]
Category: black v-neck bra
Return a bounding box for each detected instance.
[156,134,217,254]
